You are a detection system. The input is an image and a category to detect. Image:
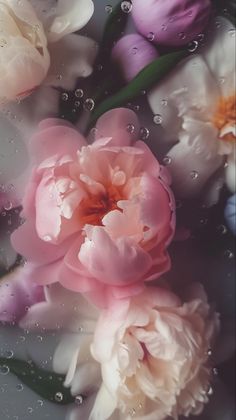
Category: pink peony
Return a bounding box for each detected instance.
[90,284,220,420]
[11,109,175,308]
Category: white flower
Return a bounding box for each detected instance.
[148,17,236,202]
[90,284,219,420]
[0,0,95,103]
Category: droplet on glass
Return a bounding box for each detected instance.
[140,127,150,140]
[190,171,199,179]
[132,47,138,55]
[121,1,132,13]
[61,92,69,101]
[126,123,135,133]
[178,32,186,40]
[75,395,84,405]
[212,367,218,376]
[43,235,52,242]
[75,101,81,108]
[217,224,227,235]
[224,249,234,259]
[55,392,63,402]
[188,40,199,52]
[0,365,9,375]
[83,98,95,112]
[207,348,212,357]
[5,350,14,359]
[147,32,155,41]
[161,99,168,107]
[153,114,162,125]
[229,29,236,37]
[105,5,113,14]
[163,156,172,166]
[75,89,84,98]
[207,386,214,396]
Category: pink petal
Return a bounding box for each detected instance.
[11,220,74,265]
[31,124,87,164]
[94,108,140,147]
[0,265,44,323]
[79,226,153,285]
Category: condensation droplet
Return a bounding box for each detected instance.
[153,114,162,125]
[207,386,214,396]
[75,100,81,108]
[16,384,24,391]
[55,392,63,402]
[4,201,13,211]
[163,156,172,166]
[188,40,199,52]
[121,1,132,13]
[147,32,155,41]
[5,350,14,359]
[75,395,84,405]
[75,89,84,98]
[217,224,227,235]
[0,365,9,375]
[224,249,234,259]
[61,92,69,101]
[229,29,236,37]
[212,367,218,376]
[190,171,199,180]
[83,98,95,112]
[28,407,33,413]
[161,99,168,107]
[126,123,135,133]
[178,32,186,40]
[207,348,212,357]
[140,127,150,140]
[105,5,113,14]
[43,235,52,242]
[132,47,138,55]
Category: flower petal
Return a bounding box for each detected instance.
[225,155,236,194]
[47,0,94,43]
[89,383,117,420]
[95,108,140,147]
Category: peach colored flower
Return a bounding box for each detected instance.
[90,284,220,420]
[11,109,175,307]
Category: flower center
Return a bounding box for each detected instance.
[80,185,123,226]
[212,95,236,142]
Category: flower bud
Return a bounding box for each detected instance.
[132,0,212,47]
[112,34,159,82]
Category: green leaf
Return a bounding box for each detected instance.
[89,50,188,128]
[0,357,75,405]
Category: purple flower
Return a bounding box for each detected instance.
[112,34,159,82]
[132,0,212,47]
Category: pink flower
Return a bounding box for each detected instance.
[11,109,175,308]
[112,34,159,82]
[132,0,212,47]
[90,284,220,420]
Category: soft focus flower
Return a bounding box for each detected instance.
[0,265,44,323]
[112,34,159,82]
[20,282,101,398]
[131,0,212,47]
[11,109,175,308]
[225,194,236,235]
[148,17,236,200]
[0,0,94,103]
[90,284,220,420]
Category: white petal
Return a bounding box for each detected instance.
[201,17,235,97]
[47,0,94,43]
[46,34,98,90]
[167,119,223,197]
[53,333,83,375]
[225,153,236,193]
[148,55,219,144]
[89,383,117,420]
[66,393,98,420]
[70,362,101,396]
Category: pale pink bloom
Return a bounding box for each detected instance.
[148,17,236,203]
[11,109,175,307]
[90,284,220,420]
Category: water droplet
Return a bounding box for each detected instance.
[5,350,14,359]
[224,249,234,259]
[43,235,52,242]
[3,201,13,211]
[132,47,138,54]
[163,156,172,166]
[61,92,69,101]
[188,40,199,52]
[197,33,205,42]
[153,114,162,125]
[28,407,33,413]
[75,395,84,405]
[0,365,9,375]
[161,99,168,107]
[190,171,199,180]
[37,399,44,406]
[217,224,227,235]
[212,367,218,375]
[75,100,81,108]
[83,98,95,112]
[75,89,84,98]
[207,386,214,396]
[121,1,132,13]
[207,348,213,357]
[147,32,155,41]
[105,5,113,14]
[178,32,186,40]
[229,29,236,37]
[16,383,24,391]
[55,392,63,402]
[126,123,135,133]
[140,127,150,140]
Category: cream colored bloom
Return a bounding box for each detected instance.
[148,17,236,201]
[0,0,94,103]
[90,285,220,420]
